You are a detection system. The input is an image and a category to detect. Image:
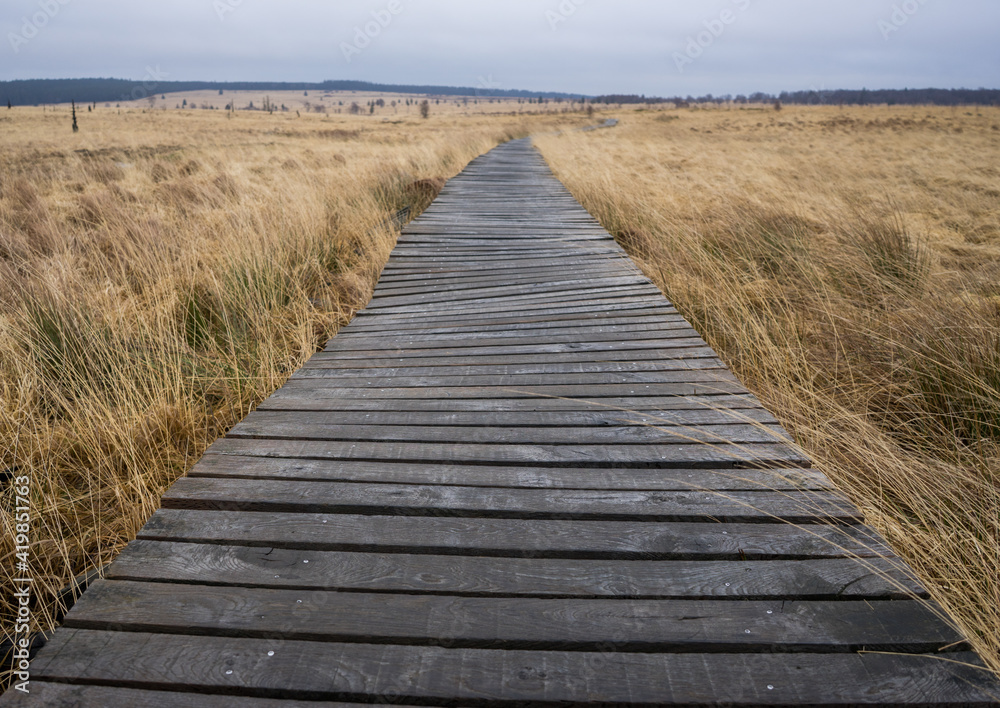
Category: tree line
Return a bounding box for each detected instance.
[595,88,1000,107]
[1,78,585,107]
[6,79,996,109]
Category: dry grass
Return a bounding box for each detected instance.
[535,104,1000,674]
[128,89,587,118]
[4,98,998,682]
[0,104,587,658]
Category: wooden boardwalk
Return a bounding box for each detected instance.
[7,139,999,706]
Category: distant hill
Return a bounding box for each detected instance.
[0,78,586,106]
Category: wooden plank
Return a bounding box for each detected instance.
[226,419,792,447]
[299,348,722,369]
[139,509,893,559]
[381,247,620,261]
[363,294,668,319]
[353,294,677,321]
[205,438,810,469]
[190,455,832,491]
[234,408,779,428]
[27,631,999,706]
[319,339,712,358]
[0,683,381,708]
[299,358,729,375]
[321,331,716,353]
[307,346,717,367]
[63,580,962,652]
[331,319,694,339]
[379,261,636,279]
[258,393,764,413]
[107,541,925,599]
[286,370,740,387]
[162,478,856,523]
[376,260,635,282]
[361,286,664,315]
[272,383,753,400]
[346,308,683,331]
[370,272,650,296]
[366,274,652,298]
[372,265,635,291]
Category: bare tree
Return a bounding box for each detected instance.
[419,100,430,119]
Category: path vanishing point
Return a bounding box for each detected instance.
[5,138,1000,706]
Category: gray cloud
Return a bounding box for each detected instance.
[3,0,997,95]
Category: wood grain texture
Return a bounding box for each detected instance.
[204,437,811,469]
[259,391,763,413]
[190,455,832,491]
[227,418,792,446]
[64,580,962,652]
[108,541,925,599]
[236,407,778,429]
[24,630,1000,706]
[138,509,894,559]
[0,683,383,708]
[161,477,857,523]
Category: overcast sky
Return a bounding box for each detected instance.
[3,0,997,96]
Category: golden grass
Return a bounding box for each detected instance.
[535,104,1000,673]
[3,99,998,681]
[0,104,587,657]
[127,89,580,118]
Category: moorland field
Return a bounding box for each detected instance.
[1,99,998,676]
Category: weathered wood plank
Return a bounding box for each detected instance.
[287,370,740,388]
[376,262,636,285]
[324,330,705,352]
[190,455,831,491]
[361,287,664,315]
[372,267,638,293]
[259,393,764,413]
[349,297,677,322]
[319,339,712,358]
[107,542,924,599]
[0,683,380,708]
[306,346,718,368]
[270,383,754,400]
[227,419,792,447]
[330,319,694,340]
[162,477,855,523]
[347,308,683,331]
[205,437,810,469]
[63,580,962,653]
[299,348,721,369]
[299,358,729,376]
[353,294,677,320]
[139,509,893,559]
[27,631,999,706]
[345,312,684,331]
[236,407,778,429]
